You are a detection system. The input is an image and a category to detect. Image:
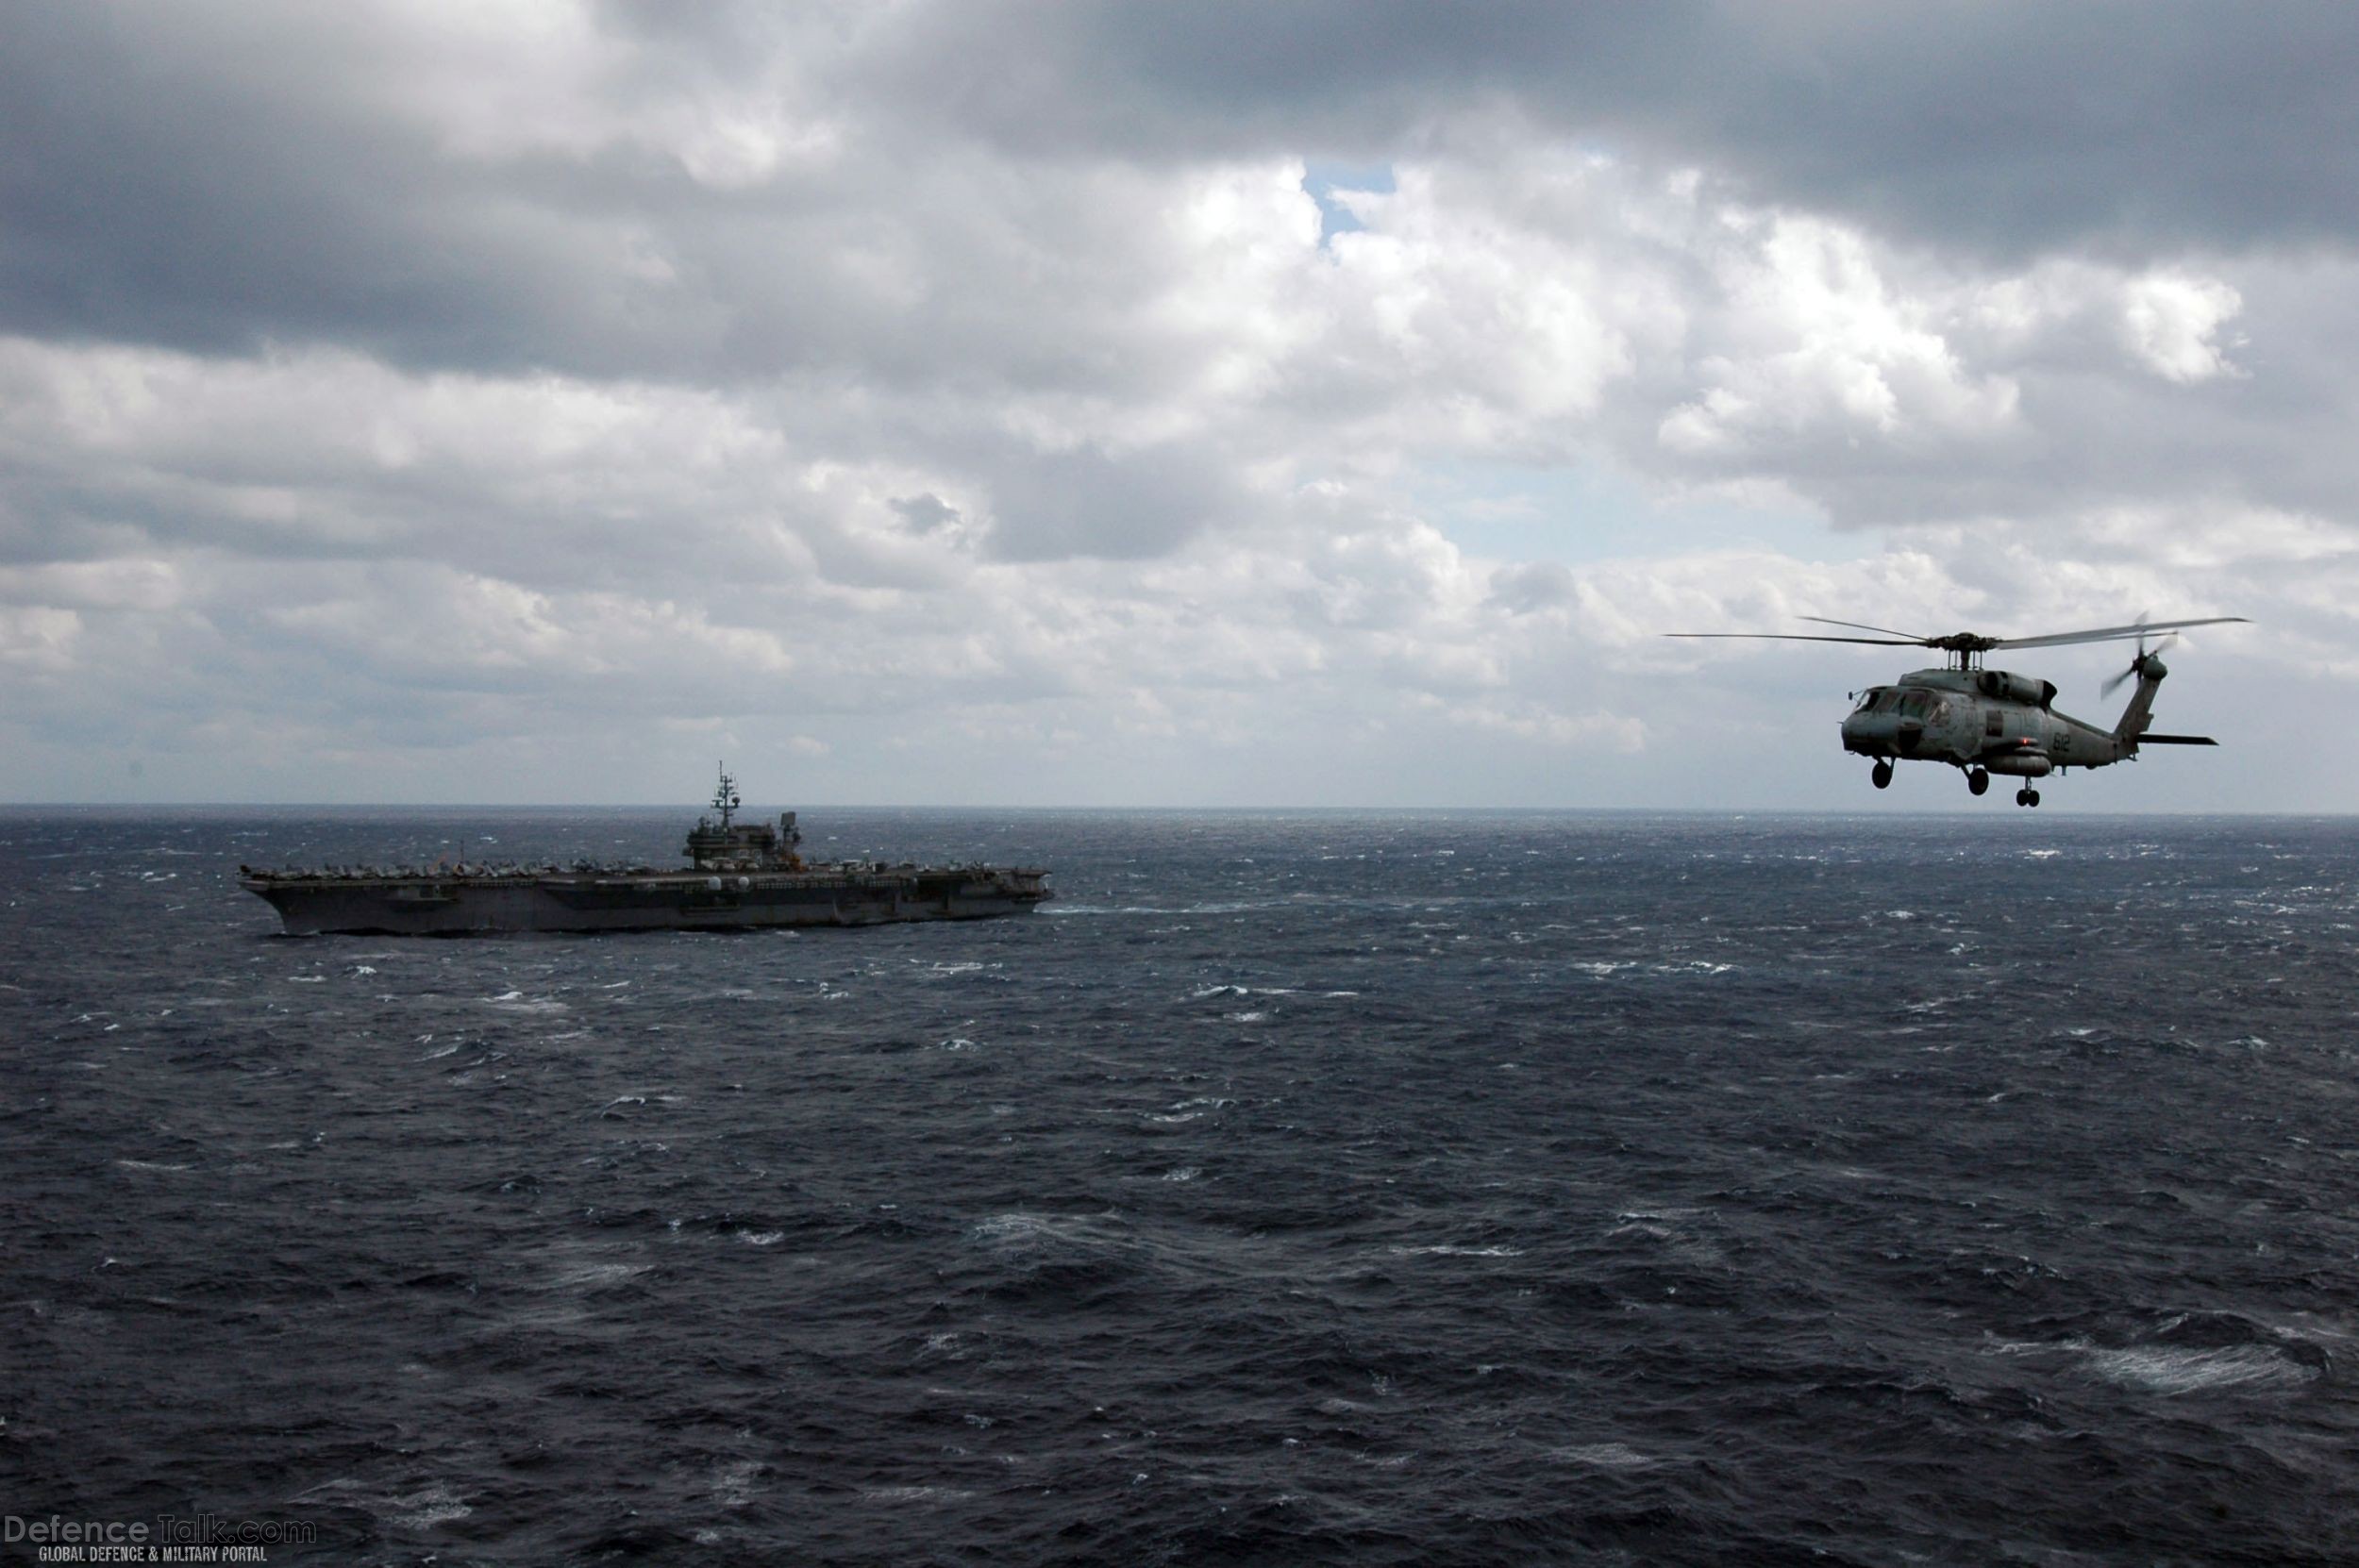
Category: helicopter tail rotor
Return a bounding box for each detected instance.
[2100,620,2182,698]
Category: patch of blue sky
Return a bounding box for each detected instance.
[1301,160,1396,246]
[1402,458,1875,566]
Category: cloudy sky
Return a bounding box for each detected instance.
[5,1,2352,809]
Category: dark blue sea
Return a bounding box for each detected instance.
[5,809,2356,1565]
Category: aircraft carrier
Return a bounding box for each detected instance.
[239,768,1051,935]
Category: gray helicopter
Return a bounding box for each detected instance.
[1669,615,2249,806]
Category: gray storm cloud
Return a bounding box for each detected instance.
[873,0,2359,256]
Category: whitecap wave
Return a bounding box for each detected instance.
[1388,1243,1525,1258]
[1551,1443,1655,1469]
[2083,1343,2316,1395]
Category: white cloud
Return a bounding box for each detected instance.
[2119,272,2245,383]
[0,606,82,674]
[1427,693,1648,752]
[1658,213,2021,456]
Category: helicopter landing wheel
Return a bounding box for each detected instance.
[1967,767,1990,796]
[2026,789,2041,808]
[1871,759,1893,790]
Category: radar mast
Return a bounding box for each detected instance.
[711,762,741,828]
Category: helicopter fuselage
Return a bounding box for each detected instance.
[1840,667,2131,777]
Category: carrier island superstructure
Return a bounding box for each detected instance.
[239,767,1051,935]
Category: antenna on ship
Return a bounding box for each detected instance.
[712,760,741,828]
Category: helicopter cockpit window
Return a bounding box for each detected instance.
[1852,690,1881,713]
[1899,691,1936,719]
[1871,690,1900,713]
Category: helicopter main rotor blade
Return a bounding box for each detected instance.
[1662,632,1924,645]
[1796,615,1932,642]
[1989,616,2249,651]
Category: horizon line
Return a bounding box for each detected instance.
[0,800,2345,820]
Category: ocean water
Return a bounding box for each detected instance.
[4,807,2356,1565]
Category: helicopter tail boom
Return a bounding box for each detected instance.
[2111,654,2169,745]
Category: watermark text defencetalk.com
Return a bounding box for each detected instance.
[5,1513,315,1562]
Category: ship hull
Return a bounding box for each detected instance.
[242,870,1049,936]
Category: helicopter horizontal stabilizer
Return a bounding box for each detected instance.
[2132,734,2219,745]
